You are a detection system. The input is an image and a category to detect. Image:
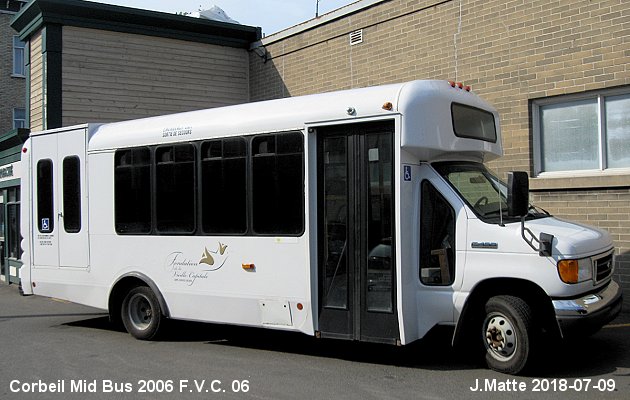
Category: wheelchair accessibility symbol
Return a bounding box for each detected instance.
[404,165,412,181]
[41,218,50,232]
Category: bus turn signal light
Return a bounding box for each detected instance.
[242,263,255,271]
[558,260,579,284]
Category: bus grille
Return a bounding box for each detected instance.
[594,252,614,283]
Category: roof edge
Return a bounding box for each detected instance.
[252,0,388,48]
[12,0,261,48]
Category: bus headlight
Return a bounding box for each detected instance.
[558,258,593,284]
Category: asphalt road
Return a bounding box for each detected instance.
[0,284,629,400]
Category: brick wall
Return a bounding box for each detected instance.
[0,11,26,133]
[250,0,630,306]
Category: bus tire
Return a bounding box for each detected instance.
[482,295,533,375]
[121,286,163,340]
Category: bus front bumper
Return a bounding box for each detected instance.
[552,280,623,337]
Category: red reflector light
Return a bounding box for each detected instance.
[22,148,27,153]
[448,80,456,87]
[464,85,471,92]
[297,303,303,311]
[456,82,464,89]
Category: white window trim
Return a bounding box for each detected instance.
[532,86,630,179]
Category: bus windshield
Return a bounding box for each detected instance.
[432,162,549,224]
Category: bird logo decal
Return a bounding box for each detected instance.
[199,242,229,270]
[200,247,215,266]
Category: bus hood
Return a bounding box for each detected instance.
[524,217,613,257]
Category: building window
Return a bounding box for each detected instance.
[13,108,26,129]
[533,88,630,176]
[12,36,25,77]
[7,188,21,260]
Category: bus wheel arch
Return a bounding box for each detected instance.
[108,273,170,335]
[452,278,558,373]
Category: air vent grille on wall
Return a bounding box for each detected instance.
[349,29,363,46]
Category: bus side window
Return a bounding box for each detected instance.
[155,144,196,234]
[62,156,81,233]
[419,181,455,285]
[201,138,247,234]
[37,159,54,233]
[251,132,304,235]
[114,147,151,234]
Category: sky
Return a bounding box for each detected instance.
[84,0,358,36]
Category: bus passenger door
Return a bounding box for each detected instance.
[57,129,88,268]
[317,121,399,344]
[31,134,59,268]
[31,129,88,268]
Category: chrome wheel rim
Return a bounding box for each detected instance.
[483,312,517,361]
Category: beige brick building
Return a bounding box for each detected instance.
[249,0,630,306]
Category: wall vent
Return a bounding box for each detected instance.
[349,29,363,46]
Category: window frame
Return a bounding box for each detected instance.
[13,108,26,129]
[200,137,248,235]
[418,180,456,287]
[12,36,26,78]
[532,86,630,178]
[154,143,197,235]
[114,147,152,235]
[6,187,22,260]
[451,102,497,143]
[251,131,305,236]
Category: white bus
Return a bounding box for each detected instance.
[20,80,621,375]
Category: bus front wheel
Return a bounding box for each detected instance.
[481,295,533,375]
[121,286,163,340]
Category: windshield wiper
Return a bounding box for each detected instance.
[528,205,550,216]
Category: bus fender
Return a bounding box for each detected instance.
[451,278,559,348]
[109,272,171,318]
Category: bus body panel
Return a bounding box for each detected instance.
[18,80,620,361]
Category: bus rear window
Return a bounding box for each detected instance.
[451,103,497,143]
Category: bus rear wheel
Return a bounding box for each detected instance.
[481,295,533,375]
[121,286,163,340]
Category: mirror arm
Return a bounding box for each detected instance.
[520,216,554,257]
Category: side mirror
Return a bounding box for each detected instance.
[507,171,529,217]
